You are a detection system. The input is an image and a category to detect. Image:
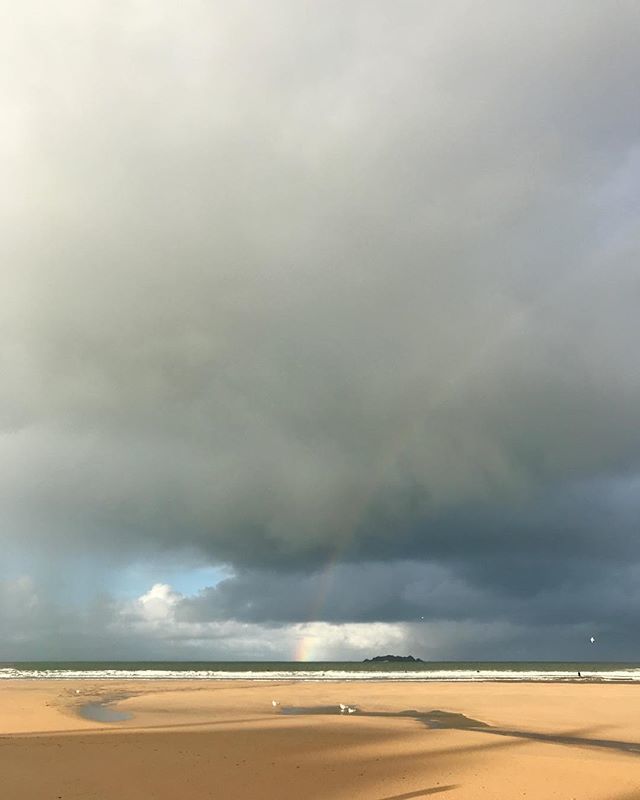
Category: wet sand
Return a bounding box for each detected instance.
[2,680,640,799]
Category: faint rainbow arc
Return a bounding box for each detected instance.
[293,255,620,660]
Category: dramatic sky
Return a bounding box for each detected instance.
[2,1,640,661]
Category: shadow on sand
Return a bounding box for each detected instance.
[281,706,640,757]
[378,786,459,799]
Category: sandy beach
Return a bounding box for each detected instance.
[1,680,639,799]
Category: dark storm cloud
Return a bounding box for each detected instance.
[175,471,640,655]
[176,544,640,659]
[178,560,488,625]
[178,534,640,631]
[2,1,640,655]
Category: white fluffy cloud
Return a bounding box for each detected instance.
[120,582,409,660]
[136,583,182,622]
[0,571,625,661]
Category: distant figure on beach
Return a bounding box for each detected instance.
[577,671,582,678]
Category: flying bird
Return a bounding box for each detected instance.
[271,700,279,707]
[339,703,347,713]
[590,636,596,644]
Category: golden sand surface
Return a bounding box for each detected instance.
[1,680,640,799]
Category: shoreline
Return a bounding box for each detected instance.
[4,661,640,685]
[3,677,639,685]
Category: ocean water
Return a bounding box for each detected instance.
[2,661,640,682]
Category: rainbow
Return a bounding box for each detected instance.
[292,262,608,661]
[294,634,317,662]
[293,551,342,661]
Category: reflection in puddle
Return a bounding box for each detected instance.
[280,706,487,729]
[78,703,133,722]
[417,710,489,729]
[281,705,348,716]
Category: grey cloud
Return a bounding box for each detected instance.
[178,552,640,629]
[0,565,616,662]
[177,561,489,625]
[173,549,640,659]
[0,574,274,660]
[1,0,640,646]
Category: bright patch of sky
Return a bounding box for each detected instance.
[595,144,640,248]
[112,562,231,600]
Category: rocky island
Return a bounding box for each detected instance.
[363,654,424,663]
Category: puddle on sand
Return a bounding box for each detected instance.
[281,705,348,716]
[420,710,489,729]
[280,706,487,729]
[78,703,133,723]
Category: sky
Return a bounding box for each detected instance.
[2,0,640,661]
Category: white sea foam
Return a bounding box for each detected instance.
[2,667,640,682]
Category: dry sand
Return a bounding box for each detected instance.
[2,679,640,799]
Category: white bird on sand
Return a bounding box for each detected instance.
[339,703,347,712]
[272,700,279,707]
[75,689,81,694]
[590,636,596,644]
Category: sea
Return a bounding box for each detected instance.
[2,661,640,682]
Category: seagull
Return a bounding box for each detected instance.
[347,707,356,714]
[75,689,81,694]
[590,636,596,644]
[339,703,347,712]
[271,700,279,707]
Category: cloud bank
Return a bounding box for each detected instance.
[1,1,640,658]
